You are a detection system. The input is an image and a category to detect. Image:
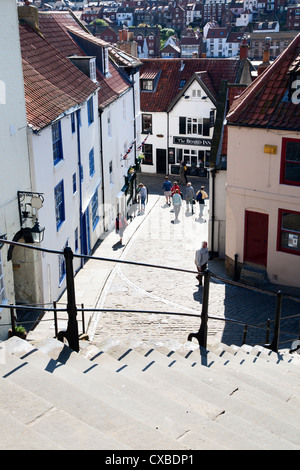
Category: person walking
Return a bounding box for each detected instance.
[196,185,208,220]
[179,161,188,185]
[171,181,180,197]
[185,182,195,214]
[162,176,172,205]
[195,241,209,286]
[115,213,127,245]
[172,188,182,222]
[138,183,147,213]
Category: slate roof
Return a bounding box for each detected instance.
[38,11,141,110]
[227,33,300,130]
[19,21,99,131]
[140,58,245,112]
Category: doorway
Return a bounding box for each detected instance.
[156,149,166,174]
[244,210,269,267]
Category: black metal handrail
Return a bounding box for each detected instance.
[0,238,299,353]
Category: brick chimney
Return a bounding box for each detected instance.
[239,36,249,60]
[258,37,271,75]
[18,4,43,36]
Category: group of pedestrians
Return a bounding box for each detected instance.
[162,175,208,223]
[115,182,148,244]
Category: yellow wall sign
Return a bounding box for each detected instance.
[264,144,277,154]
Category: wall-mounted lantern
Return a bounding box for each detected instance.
[17,191,45,243]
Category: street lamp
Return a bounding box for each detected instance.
[17,191,45,243]
[30,218,45,243]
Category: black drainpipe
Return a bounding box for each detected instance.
[99,109,106,231]
[76,109,83,268]
[210,168,216,259]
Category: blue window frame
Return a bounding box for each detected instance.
[72,173,77,194]
[89,147,95,178]
[52,121,63,165]
[71,112,76,134]
[74,227,79,252]
[91,188,99,230]
[54,180,65,230]
[58,251,66,284]
[87,97,94,125]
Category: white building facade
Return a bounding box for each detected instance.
[0,0,32,339]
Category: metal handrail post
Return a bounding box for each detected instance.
[10,306,16,333]
[57,247,79,352]
[81,303,85,335]
[188,269,210,349]
[53,301,58,338]
[264,291,282,353]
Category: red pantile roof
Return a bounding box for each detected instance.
[227,33,300,130]
[38,11,140,110]
[140,58,243,112]
[19,22,98,131]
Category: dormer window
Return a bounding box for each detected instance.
[141,79,154,91]
[89,58,97,82]
[103,47,110,78]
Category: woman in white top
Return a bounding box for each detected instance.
[172,189,182,222]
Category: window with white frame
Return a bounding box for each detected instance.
[89,58,97,82]
[179,116,210,136]
[52,120,63,165]
[87,96,94,125]
[91,188,99,230]
[54,180,65,230]
[89,147,95,178]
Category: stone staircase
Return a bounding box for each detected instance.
[0,335,299,450]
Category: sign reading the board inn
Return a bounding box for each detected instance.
[173,136,211,146]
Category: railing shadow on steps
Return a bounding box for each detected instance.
[1,238,299,355]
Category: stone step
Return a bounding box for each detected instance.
[126,339,300,411]
[240,265,269,287]
[28,338,266,449]
[1,337,272,450]
[176,342,300,391]
[90,337,300,447]
[82,339,299,450]
[0,406,63,450]
[2,336,300,450]
[5,337,202,448]
[9,337,265,450]
[1,339,185,450]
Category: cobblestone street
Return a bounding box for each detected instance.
[90,174,300,350]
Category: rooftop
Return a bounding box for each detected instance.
[140,58,248,113]
[227,33,300,131]
[19,21,98,131]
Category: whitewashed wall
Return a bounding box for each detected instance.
[0,0,31,339]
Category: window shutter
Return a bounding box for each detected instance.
[179,117,186,134]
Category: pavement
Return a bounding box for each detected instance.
[27,173,300,351]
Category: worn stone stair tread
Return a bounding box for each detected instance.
[0,407,64,450]
[97,336,300,414]
[130,340,300,411]
[5,338,253,450]
[2,336,300,450]
[99,338,300,445]
[245,344,300,366]
[27,338,287,449]
[145,340,300,402]
[80,345,286,450]
[175,342,300,390]
[6,337,198,445]
[0,344,186,450]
